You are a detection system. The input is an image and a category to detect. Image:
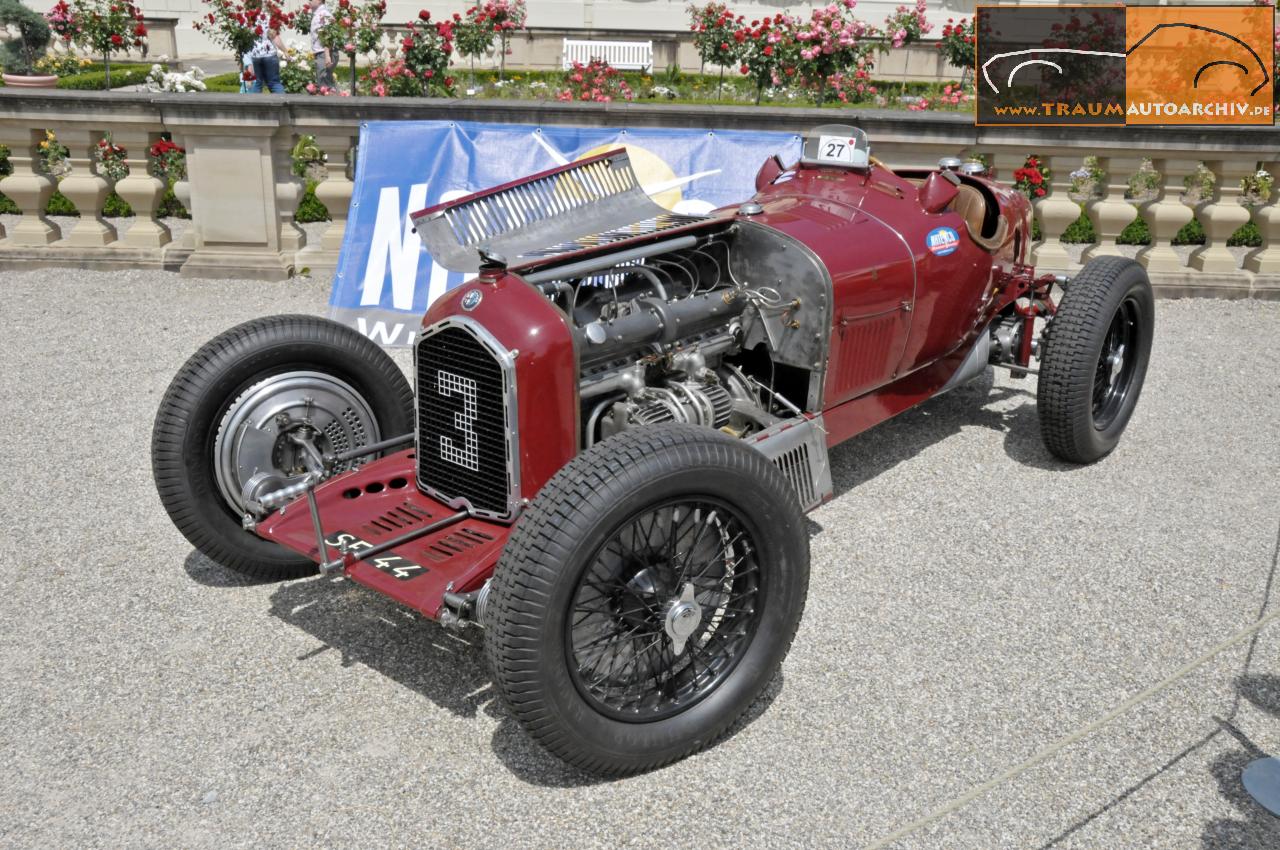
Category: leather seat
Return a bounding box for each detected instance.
[950,184,1009,251]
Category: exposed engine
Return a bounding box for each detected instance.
[524,229,812,446]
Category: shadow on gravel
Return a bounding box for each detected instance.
[825,367,1072,498]
[184,551,281,587]
[259,571,783,787]
[1200,675,1280,848]
[1039,523,1280,849]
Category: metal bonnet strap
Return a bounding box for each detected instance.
[409,148,707,272]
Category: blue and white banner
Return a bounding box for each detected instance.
[328,119,802,346]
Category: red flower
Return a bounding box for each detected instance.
[1035,187,1046,197]
[110,33,123,45]
[418,9,430,20]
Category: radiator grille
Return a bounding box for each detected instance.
[416,325,514,517]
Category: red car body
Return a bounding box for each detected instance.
[257,136,1057,623]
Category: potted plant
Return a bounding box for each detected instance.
[0,0,57,88]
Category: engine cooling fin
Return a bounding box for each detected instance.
[410,148,710,272]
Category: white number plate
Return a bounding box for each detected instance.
[817,135,857,165]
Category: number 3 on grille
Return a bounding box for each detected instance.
[437,370,480,471]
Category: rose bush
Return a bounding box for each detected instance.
[453,7,495,89]
[556,58,633,103]
[937,17,974,78]
[1012,155,1050,199]
[737,13,796,104]
[71,0,147,87]
[884,0,930,49]
[476,0,525,80]
[688,2,744,98]
[44,1,79,44]
[792,0,875,105]
[319,0,386,91]
[398,10,455,96]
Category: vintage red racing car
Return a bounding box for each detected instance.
[153,125,1154,776]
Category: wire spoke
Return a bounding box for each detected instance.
[567,497,764,720]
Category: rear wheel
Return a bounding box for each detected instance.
[1037,257,1154,463]
[484,424,809,776]
[151,315,414,579]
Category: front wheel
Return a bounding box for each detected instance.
[1037,257,1155,463]
[151,315,414,579]
[484,424,810,776]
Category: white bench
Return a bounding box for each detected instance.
[561,39,653,72]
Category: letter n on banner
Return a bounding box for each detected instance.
[361,183,427,312]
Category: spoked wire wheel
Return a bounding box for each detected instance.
[567,498,762,721]
[484,424,810,777]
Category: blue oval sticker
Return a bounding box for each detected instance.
[926,226,960,257]
[461,289,482,311]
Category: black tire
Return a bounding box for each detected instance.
[1037,257,1154,463]
[151,315,414,580]
[484,424,810,777]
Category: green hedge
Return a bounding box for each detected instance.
[1053,203,1258,247]
[56,65,150,90]
[296,179,329,222]
[0,184,189,218]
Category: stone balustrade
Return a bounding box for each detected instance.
[0,89,1276,298]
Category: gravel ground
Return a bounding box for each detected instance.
[0,269,1277,849]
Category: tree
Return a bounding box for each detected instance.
[319,0,386,93]
[688,2,744,100]
[0,0,53,76]
[453,7,496,91]
[71,0,147,88]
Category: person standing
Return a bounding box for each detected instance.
[309,0,336,90]
[246,17,287,93]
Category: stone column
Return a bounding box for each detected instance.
[170,122,293,280]
[1136,158,1195,273]
[111,128,171,248]
[0,126,59,244]
[165,130,196,258]
[56,128,117,247]
[296,131,356,273]
[989,150,1025,187]
[1083,156,1141,262]
[1189,158,1254,273]
[1244,160,1280,274]
[274,128,306,254]
[1030,153,1082,271]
